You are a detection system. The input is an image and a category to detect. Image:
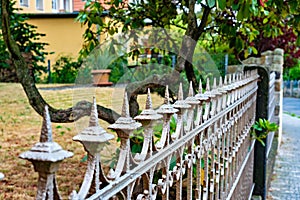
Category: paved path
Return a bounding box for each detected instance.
[268,97,300,200]
[283,97,300,116]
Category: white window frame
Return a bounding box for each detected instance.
[36,0,44,10]
[52,0,59,12]
[20,0,29,7]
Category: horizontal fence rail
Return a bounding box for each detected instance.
[20,70,259,200]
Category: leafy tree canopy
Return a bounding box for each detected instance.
[77,0,300,67]
[0,1,50,78]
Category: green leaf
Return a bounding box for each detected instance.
[263,18,268,24]
[237,9,244,21]
[132,144,142,153]
[264,10,269,16]
[218,0,226,10]
[252,46,258,54]
[207,0,216,8]
[232,3,239,11]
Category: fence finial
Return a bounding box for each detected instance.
[188,81,194,97]
[122,92,130,118]
[219,76,223,87]
[145,88,152,110]
[174,83,191,109]
[213,77,217,90]
[89,97,99,127]
[178,83,184,100]
[224,75,228,85]
[228,74,232,84]
[206,78,210,91]
[40,105,53,143]
[198,79,203,94]
[164,85,170,104]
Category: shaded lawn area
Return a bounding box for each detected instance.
[0,83,163,199]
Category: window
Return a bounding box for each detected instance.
[20,0,29,7]
[64,0,71,12]
[36,0,44,10]
[52,0,58,11]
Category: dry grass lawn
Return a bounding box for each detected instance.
[0,83,163,199]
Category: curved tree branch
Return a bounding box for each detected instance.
[1,0,119,123]
[126,71,182,117]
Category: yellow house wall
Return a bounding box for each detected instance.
[16,0,53,14]
[27,17,85,65]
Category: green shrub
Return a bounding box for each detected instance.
[51,56,82,83]
[251,118,279,146]
[289,65,300,80]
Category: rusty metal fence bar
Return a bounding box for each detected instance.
[20,70,259,200]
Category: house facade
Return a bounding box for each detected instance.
[16,0,87,13]
[15,0,88,66]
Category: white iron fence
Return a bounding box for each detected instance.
[20,70,260,200]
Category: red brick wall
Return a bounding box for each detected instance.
[73,0,128,12]
[73,0,86,12]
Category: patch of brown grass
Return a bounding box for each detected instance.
[0,83,163,199]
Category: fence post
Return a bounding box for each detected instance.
[243,48,284,200]
[19,106,73,200]
[245,66,269,200]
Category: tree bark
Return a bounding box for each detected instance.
[2,0,211,123]
[176,1,211,91]
[1,0,119,123]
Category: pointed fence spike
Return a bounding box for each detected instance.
[213,77,217,89]
[89,97,99,127]
[122,92,130,117]
[145,88,152,109]
[206,78,210,91]
[164,85,169,104]
[40,105,53,143]
[219,76,223,87]
[224,75,228,85]
[198,79,203,94]
[178,83,184,100]
[188,81,194,97]
[228,74,232,84]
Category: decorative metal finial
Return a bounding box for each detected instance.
[173,83,191,109]
[40,105,53,143]
[122,92,130,118]
[206,78,210,91]
[219,76,223,87]
[213,77,217,90]
[145,88,152,110]
[19,106,73,200]
[228,74,232,84]
[188,81,194,97]
[89,97,99,127]
[198,79,203,94]
[135,88,162,121]
[178,83,184,100]
[164,85,170,104]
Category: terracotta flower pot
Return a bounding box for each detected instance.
[91,69,113,86]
